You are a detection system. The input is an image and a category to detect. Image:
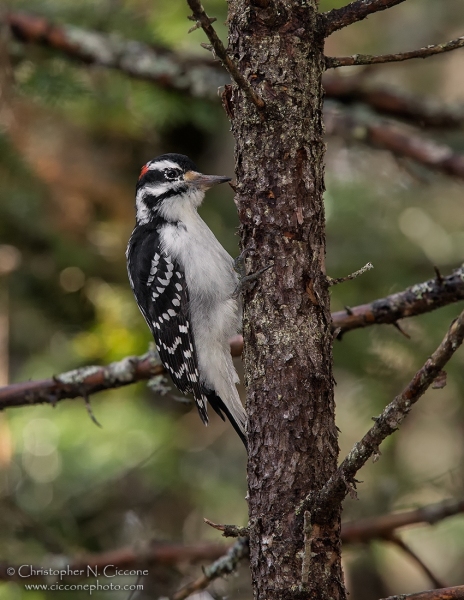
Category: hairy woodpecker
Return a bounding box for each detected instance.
[126,153,247,446]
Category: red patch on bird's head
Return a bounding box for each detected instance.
[139,164,150,180]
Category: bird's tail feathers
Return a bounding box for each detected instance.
[191,390,209,426]
[207,391,247,448]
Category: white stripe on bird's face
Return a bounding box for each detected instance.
[147,159,181,172]
[135,182,188,224]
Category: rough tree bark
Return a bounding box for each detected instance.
[227,2,343,599]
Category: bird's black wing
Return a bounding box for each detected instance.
[127,225,209,424]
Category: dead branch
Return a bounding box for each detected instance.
[325,105,464,180]
[331,265,464,335]
[204,518,249,538]
[380,585,464,600]
[0,351,166,409]
[389,535,445,589]
[185,0,264,110]
[2,499,461,584]
[171,538,249,600]
[0,541,228,582]
[323,75,464,129]
[5,11,228,100]
[327,36,464,68]
[306,306,464,514]
[7,11,464,133]
[321,0,407,37]
[201,496,464,542]
[1,266,464,410]
[341,498,464,544]
[328,262,373,286]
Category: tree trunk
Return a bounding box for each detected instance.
[227,2,345,599]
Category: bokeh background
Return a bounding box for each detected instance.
[0,0,464,598]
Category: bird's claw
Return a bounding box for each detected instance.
[233,263,273,298]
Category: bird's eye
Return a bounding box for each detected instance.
[164,168,180,180]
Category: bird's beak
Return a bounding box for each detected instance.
[184,170,231,191]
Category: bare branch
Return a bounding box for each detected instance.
[204,518,249,538]
[206,497,464,542]
[8,7,264,111]
[5,11,228,100]
[1,497,460,585]
[1,267,464,410]
[306,306,464,514]
[326,36,464,68]
[328,262,373,286]
[380,585,464,600]
[0,541,228,582]
[7,11,464,132]
[2,499,460,585]
[172,538,249,600]
[389,535,446,589]
[0,351,166,409]
[341,498,464,544]
[332,265,464,336]
[325,105,464,180]
[324,75,464,129]
[321,0,407,37]
[185,0,264,110]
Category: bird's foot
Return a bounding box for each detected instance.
[233,246,253,278]
[233,247,274,297]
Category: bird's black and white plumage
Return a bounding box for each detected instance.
[126,153,246,445]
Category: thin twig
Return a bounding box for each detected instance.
[300,511,314,586]
[328,262,373,286]
[204,518,249,538]
[326,36,464,68]
[392,321,411,339]
[305,306,464,514]
[186,0,264,110]
[171,538,249,600]
[321,0,407,37]
[188,16,216,34]
[82,391,102,428]
[389,534,446,590]
[380,585,464,600]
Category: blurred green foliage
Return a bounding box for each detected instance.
[1,0,464,598]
